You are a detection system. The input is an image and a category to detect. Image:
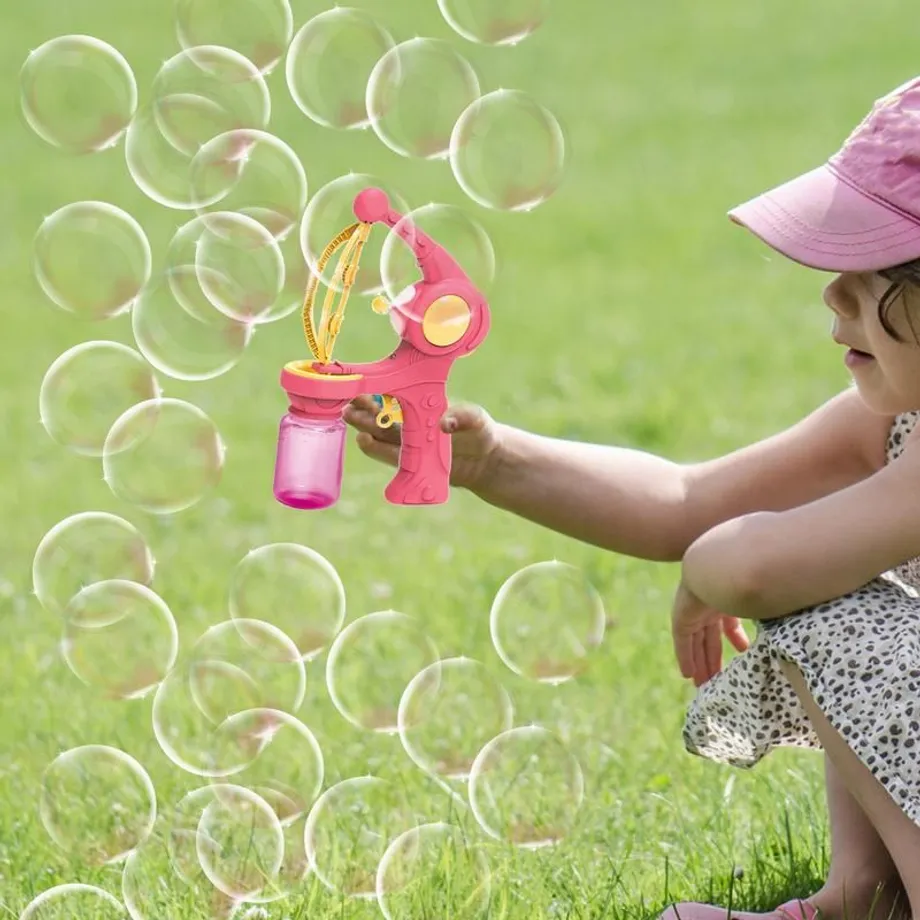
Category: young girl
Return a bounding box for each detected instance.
[344,74,920,920]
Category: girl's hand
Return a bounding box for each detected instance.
[342,395,504,495]
[671,579,751,687]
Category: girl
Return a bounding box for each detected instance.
[344,74,920,920]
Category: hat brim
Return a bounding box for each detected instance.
[728,164,920,272]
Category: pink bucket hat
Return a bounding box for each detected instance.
[729,75,920,271]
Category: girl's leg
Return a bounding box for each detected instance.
[808,752,906,920]
[779,659,920,917]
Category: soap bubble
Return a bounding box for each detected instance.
[380,202,495,303]
[39,745,156,865]
[197,784,285,900]
[212,708,324,823]
[33,201,151,319]
[20,35,137,153]
[376,822,491,920]
[189,129,307,237]
[20,883,127,920]
[194,210,285,322]
[468,726,584,847]
[152,619,305,777]
[229,543,345,661]
[39,341,159,456]
[304,776,414,898]
[125,104,200,210]
[176,0,294,74]
[449,89,565,211]
[300,173,409,295]
[32,511,155,617]
[285,8,394,130]
[326,611,439,733]
[132,272,252,381]
[367,38,480,160]
[152,45,270,157]
[437,0,549,45]
[489,560,605,684]
[398,657,513,781]
[61,579,179,700]
[102,398,224,514]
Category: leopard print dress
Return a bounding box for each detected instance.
[682,410,920,827]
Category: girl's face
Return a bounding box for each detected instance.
[824,271,920,414]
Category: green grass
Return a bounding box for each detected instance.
[0,0,916,916]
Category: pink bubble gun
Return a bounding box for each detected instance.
[272,187,491,509]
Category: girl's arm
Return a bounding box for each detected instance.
[477,387,887,566]
[682,423,920,620]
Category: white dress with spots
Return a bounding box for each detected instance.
[683,410,920,826]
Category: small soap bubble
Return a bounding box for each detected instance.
[376,822,491,920]
[39,745,156,866]
[194,210,285,322]
[367,38,480,160]
[39,341,159,456]
[304,776,414,899]
[449,89,565,211]
[468,726,584,848]
[132,272,252,381]
[397,657,513,781]
[300,173,409,295]
[489,560,605,684]
[32,511,155,617]
[380,202,495,304]
[189,129,307,237]
[437,0,549,45]
[20,884,127,920]
[229,543,345,661]
[325,611,439,733]
[196,784,285,901]
[102,397,224,514]
[61,579,179,700]
[176,0,294,75]
[33,201,151,319]
[152,46,270,157]
[152,619,304,777]
[285,8,394,130]
[20,35,137,153]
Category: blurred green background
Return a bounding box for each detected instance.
[1,0,916,916]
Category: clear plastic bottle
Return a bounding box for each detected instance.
[272,409,346,509]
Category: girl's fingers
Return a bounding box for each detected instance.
[675,630,695,682]
[344,404,401,444]
[356,432,400,466]
[703,622,721,682]
[723,617,751,652]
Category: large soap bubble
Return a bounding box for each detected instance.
[40,745,156,865]
[449,89,565,211]
[20,35,137,152]
[175,0,294,74]
[489,560,606,684]
[468,725,584,847]
[33,201,151,319]
[366,38,480,160]
[285,8,394,130]
[39,341,159,456]
[32,511,155,617]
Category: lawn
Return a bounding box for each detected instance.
[0,0,916,917]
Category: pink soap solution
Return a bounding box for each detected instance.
[273,410,345,510]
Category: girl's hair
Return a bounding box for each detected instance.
[878,258,920,343]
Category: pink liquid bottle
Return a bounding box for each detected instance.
[272,407,346,510]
